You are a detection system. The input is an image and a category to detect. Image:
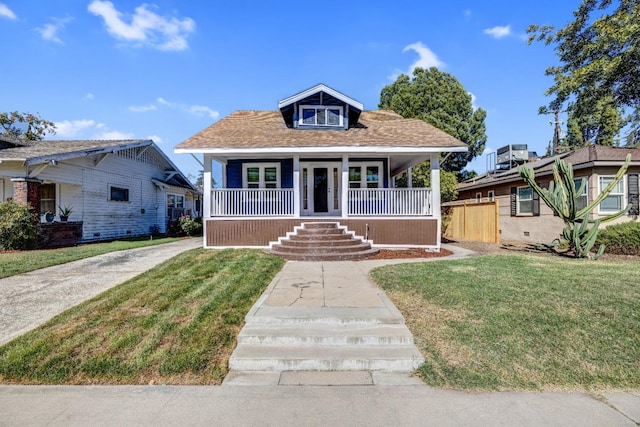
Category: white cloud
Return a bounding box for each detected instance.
[85,93,95,100]
[469,92,478,110]
[156,97,172,106]
[463,9,471,18]
[87,0,195,51]
[129,104,157,112]
[403,41,445,72]
[94,130,134,140]
[146,134,162,143]
[55,119,98,137]
[36,17,73,44]
[484,25,511,39]
[0,3,16,20]
[189,105,219,119]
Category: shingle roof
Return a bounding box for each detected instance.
[458,145,640,191]
[0,139,152,165]
[175,110,468,151]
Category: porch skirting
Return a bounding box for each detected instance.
[204,218,438,248]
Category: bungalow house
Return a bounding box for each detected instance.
[174,84,468,259]
[456,144,640,243]
[0,135,199,246]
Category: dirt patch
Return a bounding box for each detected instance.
[361,247,453,260]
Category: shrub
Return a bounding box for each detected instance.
[0,201,36,250]
[596,221,640,255]
[178,216,202,237]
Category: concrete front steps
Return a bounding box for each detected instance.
[268,222,379,261]
[229,307,424,373]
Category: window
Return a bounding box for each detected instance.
[476,192,482,202]
[517,186,533,215]
[488,190,495,202]
[40,183,56,214]
[167,194,185,219]
[110,186,129,202]
[242,163,280,188]
[599,176,624,213]
[349,162,383,189]
[574,178,588,210]
[299,105,343,127]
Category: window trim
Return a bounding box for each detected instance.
[516,185,534,216]
[476,192,482,202]
[598,175,625,214]
[488,190,495,202]
[109,185,130,202]
[298,105,344,128]
[348,161,384,189]
[242,162,281,189]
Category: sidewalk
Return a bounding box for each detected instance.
[0,238,201,346]
[0,243,638,426]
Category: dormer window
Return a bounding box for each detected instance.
[299,105,343,127]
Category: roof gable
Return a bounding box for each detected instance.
[278,84,363,111]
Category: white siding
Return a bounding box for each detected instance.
[0,150,193,242]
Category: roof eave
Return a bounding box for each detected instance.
[22,140,154,166]
[175,146,468,155]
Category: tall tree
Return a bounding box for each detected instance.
[0,111,56,141]
[528,0,640,138]
[379,67,487,174]
[565,94,627,147]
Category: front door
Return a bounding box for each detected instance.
[301,162,341,215]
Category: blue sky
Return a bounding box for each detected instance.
[0,0,580,181]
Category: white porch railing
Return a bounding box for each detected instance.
[211,188,295,216]
[347,188,433,216]
[209,188,432,217]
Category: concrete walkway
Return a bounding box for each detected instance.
[0,243,638,426]
[0,238,201,345]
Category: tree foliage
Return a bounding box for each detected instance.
[565,94,627,147]
[0,111,56,141]
[395,165,459,203]
[379,67,487,174]
[528,1,640,127]
[0,201,37,250]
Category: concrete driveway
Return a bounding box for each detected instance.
[0,238,201,345]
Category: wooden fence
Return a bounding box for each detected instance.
[443,200,500,243]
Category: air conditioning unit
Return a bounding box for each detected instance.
[496,144,528,165]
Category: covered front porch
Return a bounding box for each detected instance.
[200,152,443,248]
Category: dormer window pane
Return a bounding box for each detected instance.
[302,109,315,125]
[317,109,326,125]
[327,109,340,125]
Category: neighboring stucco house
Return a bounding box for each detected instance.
[457,145,640,243]
[174,84,468,258]
[0,135,199,246]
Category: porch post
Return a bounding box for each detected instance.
[293,155,300,217]
[407,167,413,188]
[430,154,441,248]
[341,154,349,218]
[203,154,213,219]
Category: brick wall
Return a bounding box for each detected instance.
[10,178,42,216]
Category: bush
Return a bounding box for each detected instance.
[0,201,36,250]
[169,216,203,237]
[179,216,202,236]
[596,221,640,255]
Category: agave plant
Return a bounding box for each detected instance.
[518,154,631,259]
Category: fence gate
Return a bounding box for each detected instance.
[444,200,499,243]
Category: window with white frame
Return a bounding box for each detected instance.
[167,194,185,219]
[348,162,383,188]
[574,177,588,210]
[517,186,533,215]
[243,163,280,188]
[299,105,343,127]
[599,176,624,213]
[476,192,482,202]
[40,183,56,214]
[488,190,495,202]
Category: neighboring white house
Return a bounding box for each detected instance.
[0,135,199,246]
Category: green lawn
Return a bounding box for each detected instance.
[0,237,182,279]
[371,254,640,392]
[0,249,284,385]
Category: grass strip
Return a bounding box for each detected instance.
[0,248,284,385]
[371,254,640,391]
[0,237,181,279]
